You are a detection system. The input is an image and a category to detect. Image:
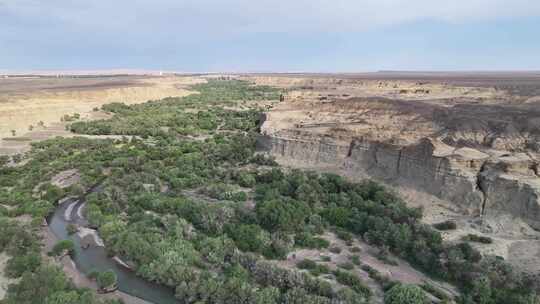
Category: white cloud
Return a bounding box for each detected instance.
[1,0,539,70]
[2,0,540,35]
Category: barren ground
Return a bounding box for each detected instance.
[0,75,202,139]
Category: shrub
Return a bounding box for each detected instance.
[376,246,398,266]
[87,269,100,280]
[320,255,331,262]
[295,233,330,249]
[250,154,278,166]
[97,270,118,289]
[335,229,353,243]
[231,191,248,202]
[237,172,256,188]
[310,264,331,277]
[420,283,449,301]
[329,246,342,254]
[338,262,355,270]
[361,264,395,291]
[333,270,372,298]
[462,234,493,244]
[349,246,362,253]
[433,220,457,230]
[384,284,429,304]
[349,255,361,266]
[51,240,75,257]
[297,259,317,270]
[228,224,268,253]
[66,224,78,235]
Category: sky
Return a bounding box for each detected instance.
[1,0,540,72]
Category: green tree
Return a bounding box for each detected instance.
[4,265,71,304]
[256,198,310,232]
[5,252,42,278]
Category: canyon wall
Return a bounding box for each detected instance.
[258,130,540,229]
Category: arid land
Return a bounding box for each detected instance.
[248,72,540,276]
[2,72,540,302]
[0,75,203,155]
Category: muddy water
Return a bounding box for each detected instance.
[48,197,178,304]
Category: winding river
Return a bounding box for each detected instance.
[48,194,178,304]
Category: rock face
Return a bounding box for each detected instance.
[254,75,540,229]
[259,131,540,229]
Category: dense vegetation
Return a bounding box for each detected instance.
[0,219,120,304]
[0,79,538,304]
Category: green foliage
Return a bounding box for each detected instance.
[420,283,449,301]
[4,265,71,304]
[296,259,317,270]
[320,256,331,262]
[2,79,538,304]
[0,155,9,167]
[97,270,118,289]
[462,234,493,244]
[433,220,457,230]
[360,264,394,290]
[295,232,330,249]
[66,224,78,235]
[227,224,269,253]
[384,284,429,304]
[5,252,42,278]
[51,240,75,257]
[335,229,354,243]
[350,246,361,253]
[256,198,310,232]
[349,255,361,266]
[329,246,342,254]
[249,154,278,166]
[338,262,355,270]
[333,269,372,298]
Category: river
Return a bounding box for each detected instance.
[48,194,178,304]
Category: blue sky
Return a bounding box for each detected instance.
[1,0,540,72]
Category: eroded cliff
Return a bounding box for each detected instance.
[254,74,540,230]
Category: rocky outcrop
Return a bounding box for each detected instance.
[258,130,540,229]
[478,155,540,229]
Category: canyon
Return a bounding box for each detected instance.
[252,72,540,273]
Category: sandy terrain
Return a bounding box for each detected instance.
[0,111,135,156]
[0,75,202,139]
